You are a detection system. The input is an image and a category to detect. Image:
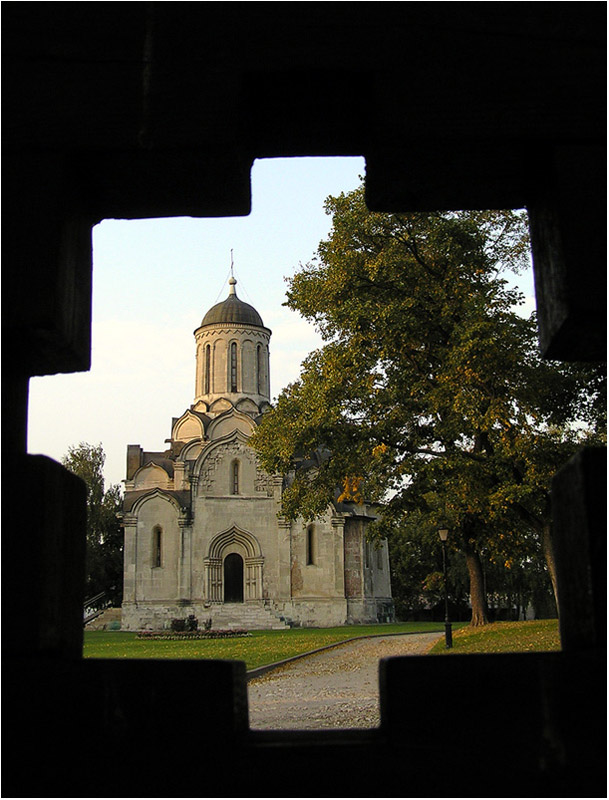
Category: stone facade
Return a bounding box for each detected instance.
[121,278,393,630]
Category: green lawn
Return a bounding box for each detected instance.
[84,619,559,669]
[84,621,450,670]
[429,619,560,655]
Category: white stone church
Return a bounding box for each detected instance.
[121,276,394,630]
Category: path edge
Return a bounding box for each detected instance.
[246,629,444,681]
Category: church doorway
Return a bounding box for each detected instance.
[224,553,244,602]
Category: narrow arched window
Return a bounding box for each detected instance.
[205,344,211,394]
[230,342,238,392]
[257,344,263,394]
[306,524,315,565]
[231,460,239,495]
[152,525,162,568]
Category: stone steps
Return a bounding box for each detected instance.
[85,607,122,630]
[91,604,289,632]
[209,603,289,630]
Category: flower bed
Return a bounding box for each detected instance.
[136,629,251,640]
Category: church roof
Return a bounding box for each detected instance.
[141,453,175,477]
[200,277,265,328]
[123,489,191,513]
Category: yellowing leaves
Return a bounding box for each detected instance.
[337,475,364,504]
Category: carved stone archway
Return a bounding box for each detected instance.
[204,525,264,602]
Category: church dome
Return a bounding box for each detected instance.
[201,277,264,327]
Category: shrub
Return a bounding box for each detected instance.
[136,629,251,640]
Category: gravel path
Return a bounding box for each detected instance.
[248,632,443,730]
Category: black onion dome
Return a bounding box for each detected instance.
[200,277,265,327]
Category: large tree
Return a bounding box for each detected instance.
[62,442,123,605]
[251,185,605,625]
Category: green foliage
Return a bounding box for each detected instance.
[62,442,123,604]
[388,517,470,619]
[250,183,606,622]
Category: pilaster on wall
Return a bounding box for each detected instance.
[343,518,364,600]
[331,514,346,597]
[177,522,192,601]
[122,515,138,603]
[277,515,292,600]
[173,461,186,490]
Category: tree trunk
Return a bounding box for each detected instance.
[464,545,489,626]
[541,522,559,617]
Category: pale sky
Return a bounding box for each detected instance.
[27,157,535,488]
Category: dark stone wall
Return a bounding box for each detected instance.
[2,5,605,797]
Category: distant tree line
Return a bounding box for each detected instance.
[62,442,123,606]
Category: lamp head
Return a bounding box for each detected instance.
[438,528,449,542]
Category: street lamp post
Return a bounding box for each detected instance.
[438,528,453,649]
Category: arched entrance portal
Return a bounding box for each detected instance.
[204,526,264,602]
[224,553,244,602]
